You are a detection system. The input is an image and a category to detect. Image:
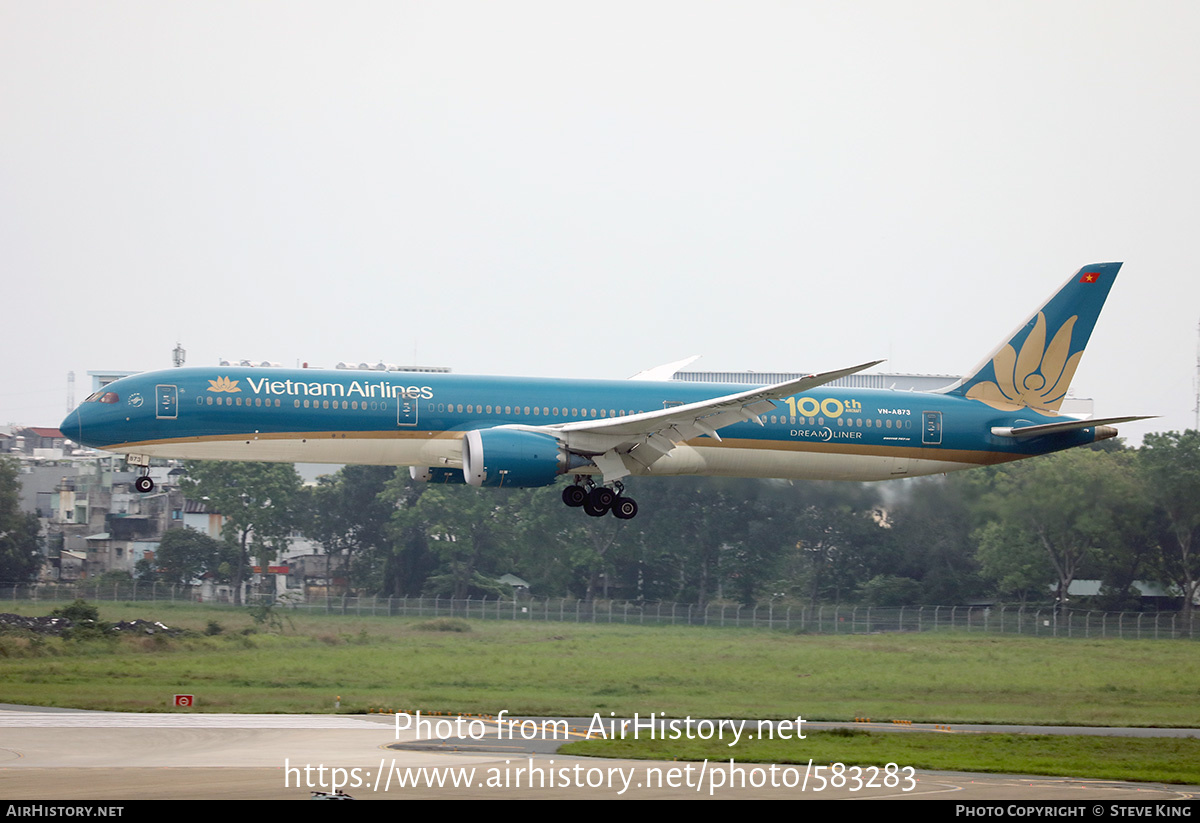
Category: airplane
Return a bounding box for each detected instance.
[60,262,1150,519]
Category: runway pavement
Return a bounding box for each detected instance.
[1,708,1197,800]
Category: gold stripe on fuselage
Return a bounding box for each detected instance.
[97,430,1019,468]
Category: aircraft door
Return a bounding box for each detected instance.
[397,395,418,426]
[922,411,942,445]
[155,385,178,420]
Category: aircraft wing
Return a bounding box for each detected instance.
[510,360,882,482]
[627,354,701,381]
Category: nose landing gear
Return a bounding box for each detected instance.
[127,454,155,493]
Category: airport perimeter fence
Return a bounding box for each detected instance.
[2,580,1197,640]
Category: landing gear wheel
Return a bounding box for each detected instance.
[583,498,608,517]
[583,486,614,517]
[134,476,154,493]
[611,496,638,520]
[562,485,587,507]
[590,486,616,510]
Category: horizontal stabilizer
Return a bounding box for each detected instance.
[990,415,1156,439]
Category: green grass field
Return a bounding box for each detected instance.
[2,599,1197,783]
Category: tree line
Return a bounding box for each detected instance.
[6,431,1198,615]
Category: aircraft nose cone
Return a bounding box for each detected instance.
[61,407,83,447]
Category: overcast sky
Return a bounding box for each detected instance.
[3,1,1197,441]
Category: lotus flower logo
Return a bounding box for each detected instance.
[207,376,241,393]
[966,312,1080,412]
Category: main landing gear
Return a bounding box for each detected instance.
[562,479,638,520]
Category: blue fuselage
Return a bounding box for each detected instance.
[61,366,1101,483]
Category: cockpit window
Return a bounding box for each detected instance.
[88,391,120,404]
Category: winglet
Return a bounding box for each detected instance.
[778,359,885,398]
[628,355,702,381]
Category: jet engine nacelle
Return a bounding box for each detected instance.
[409,466,466,484]
[462,429,564,488]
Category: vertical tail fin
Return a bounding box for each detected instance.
[945,262,1122,411]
